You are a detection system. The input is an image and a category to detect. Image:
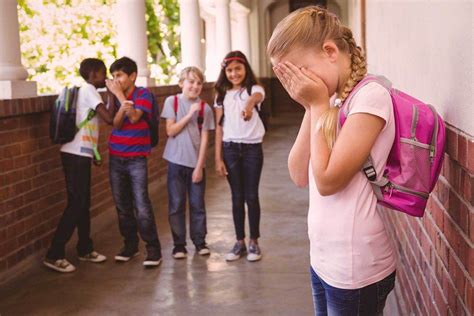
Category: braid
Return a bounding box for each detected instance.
[320,27,367,150]
[339,27,367,101]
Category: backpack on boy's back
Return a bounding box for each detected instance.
[339,75,446,217]
[49,86,81,144]
[173,95,205,133]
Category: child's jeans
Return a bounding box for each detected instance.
[167,162,207,247]
[310,267,396,316]
[47,152,94,259]
[109,155,161,255]
[223,142,263,240]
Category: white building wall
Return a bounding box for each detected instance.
[365,1,473,134]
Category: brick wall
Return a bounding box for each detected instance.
[0,84,216,280]
[381,125,473,315]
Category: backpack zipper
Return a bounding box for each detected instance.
[385,183,429,199]
[400,138,430,149]
[427,104,439,162]
[411,105,419,141]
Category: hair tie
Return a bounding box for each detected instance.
[221,57,246,68]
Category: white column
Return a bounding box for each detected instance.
[232,6,251,60]
[115,0,153,87]
[179,0,203,69]
[215,0,232,61]
[204,16,218,81]
[0,0,36,99]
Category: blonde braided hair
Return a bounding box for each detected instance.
[267,6,367,149]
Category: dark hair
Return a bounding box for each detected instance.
[109,56,138,75]
[79,58,106,81]
[215,51,258,106]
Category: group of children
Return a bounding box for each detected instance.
[44,5,400,313]
[44,52,267,273]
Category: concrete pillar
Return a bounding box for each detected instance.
[215,0,232,61]
[179,0,203,69]
[204,16,219,81]
[115,0,153,87]
[0,0,37,99]
[232,4,251,60]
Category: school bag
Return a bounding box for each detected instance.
[49,86,81,144]
[174,95,205,133]
[339,75,446,217]
[127,87,160,148]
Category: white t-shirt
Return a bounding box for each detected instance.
[60,83,103,158]
[214,85,265,144]
[308,82,397,289]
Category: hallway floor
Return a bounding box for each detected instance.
[0,114,398,315]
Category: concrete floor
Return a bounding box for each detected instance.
[0,114,398,316]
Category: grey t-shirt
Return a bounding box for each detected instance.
[162,93,215,168]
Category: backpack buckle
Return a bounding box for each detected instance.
[363,166,377,182]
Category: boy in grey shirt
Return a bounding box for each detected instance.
[161,67,215,258]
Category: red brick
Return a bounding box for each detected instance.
[446,128,458,160]
[4,170,23,186]
[470,212,474,244]
[466,282,474,316]
[0,158,14,171]
[458,134,468,169]
[13,155,31,169]
[0,118,19,131]
[467,138,474,173]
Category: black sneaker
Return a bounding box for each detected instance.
[143,252,162,267]
[196,244,210,256]
[225,242,247,261]
[114,248,139,262]
[172,245,187,259]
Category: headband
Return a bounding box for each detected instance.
[221,57,246,68]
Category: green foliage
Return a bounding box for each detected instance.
[18,0,181,94]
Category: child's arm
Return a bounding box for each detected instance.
[166,102,201,137]
[192,130,209,183]
[242,92,264,121]
[214,108,228,176]
[95,92,116,125]
[288,110,311,187]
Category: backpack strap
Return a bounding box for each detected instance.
[173,95,178,115]
[337,75,393,196]
[198,100,205,133]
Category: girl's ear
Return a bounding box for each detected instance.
[322,41,339,62]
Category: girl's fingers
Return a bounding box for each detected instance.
[300,67,321,83]
[284,62,306,82]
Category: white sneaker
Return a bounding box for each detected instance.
[196,244,211,256]
[247,243,262,262]
[225,242,247,262]
[78,251,107,263]
[172,246,187,259]
[43,258,76,273]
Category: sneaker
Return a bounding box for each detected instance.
[225,242,247,261]
[143,252,162,267]
[196,244,210,256]
[247,243,262,262]
[78,251,107,263]
[172,245,187,259]
[43,258,76,273]
[115,248,139,262]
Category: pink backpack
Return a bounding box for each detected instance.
[339,75,446,217]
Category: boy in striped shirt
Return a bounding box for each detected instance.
[106,57,162,267]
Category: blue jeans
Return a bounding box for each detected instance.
[167,162,207,247]
[109,155,161,255]
[311,268,396,316]
[223,142,263,240]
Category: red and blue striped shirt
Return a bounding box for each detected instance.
[108,87,152,157]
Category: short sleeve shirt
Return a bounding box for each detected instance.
[308,82,397,289]
[60,83,102,158]
[214,85,265,144]
[162,93,215,168]
[108,87,153,157]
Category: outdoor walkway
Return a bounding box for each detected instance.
[0,114,397,315]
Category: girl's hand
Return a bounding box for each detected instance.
[242,108,253,121]
[215,159,228,177]
[192,167,203,183]
[273,62,329,109]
